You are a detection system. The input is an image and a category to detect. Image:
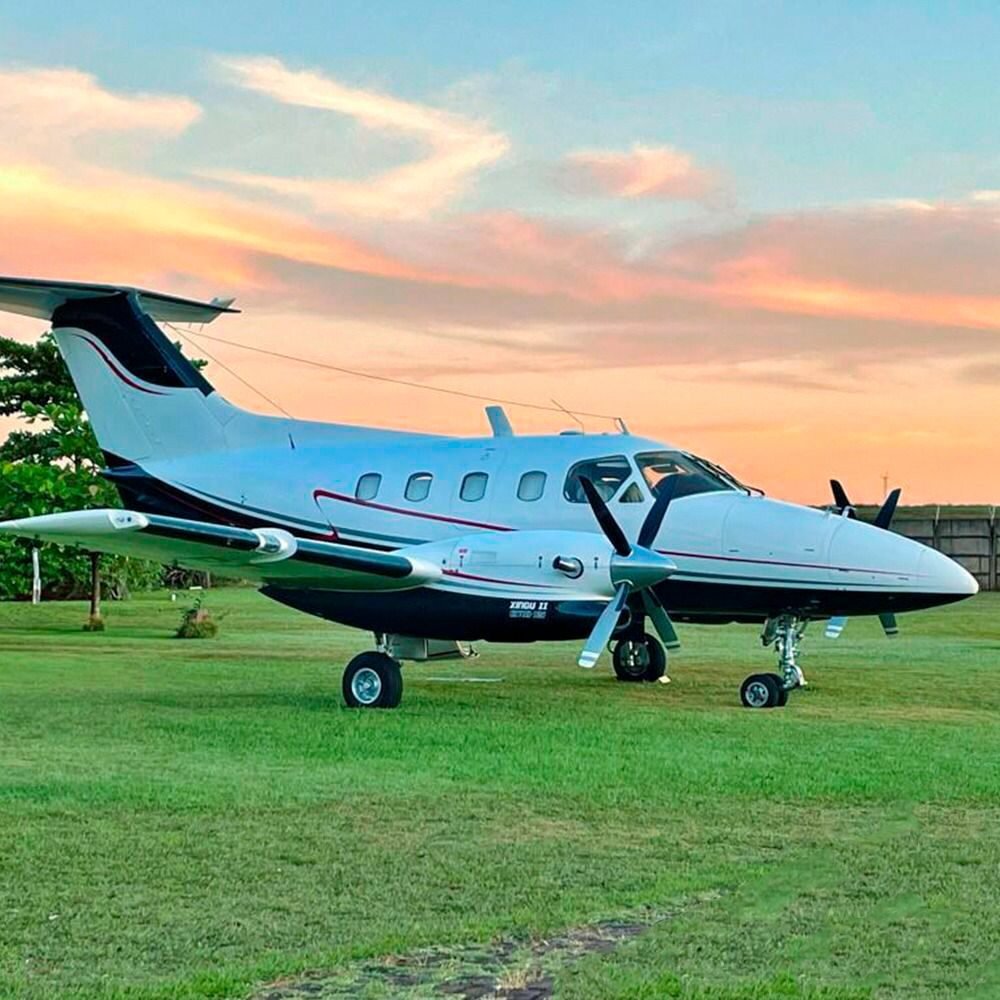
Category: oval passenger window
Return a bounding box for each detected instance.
[405,472,433,502]
[355,473,382,501]
[460,472,489,502]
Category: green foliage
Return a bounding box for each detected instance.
[0,331,183,599]
[175,594,220,638]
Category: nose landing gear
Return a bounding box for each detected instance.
[740,614,807,709]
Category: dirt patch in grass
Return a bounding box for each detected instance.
[249,901,707,999]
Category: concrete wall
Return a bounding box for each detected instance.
[853,506,998,591]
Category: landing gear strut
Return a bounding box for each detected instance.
[612,633,667,683]
[740,615,807,709]
[342,651,403,709]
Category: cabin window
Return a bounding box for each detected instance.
[517,470,547,502]
[564,456,632,502]
[355,473,382,501]
[405,472,433,502]
[460,472,489,502]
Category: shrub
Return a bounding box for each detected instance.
[175,596,219,639]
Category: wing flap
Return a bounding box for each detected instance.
[0,509,437,591]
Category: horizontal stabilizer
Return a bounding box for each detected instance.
[0,276,238,324]
[0,509,439,592]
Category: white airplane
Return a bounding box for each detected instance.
[0,277,978,710]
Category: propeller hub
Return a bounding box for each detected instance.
[610,546,677,590]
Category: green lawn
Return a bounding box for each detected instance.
[0,590,998,999]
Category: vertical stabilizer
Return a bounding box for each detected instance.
[0,277,237,464]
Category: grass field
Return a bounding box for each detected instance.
[1,589,998,999]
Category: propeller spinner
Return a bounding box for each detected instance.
[575,475,681,668]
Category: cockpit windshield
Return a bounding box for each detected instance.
[634,451,739,499]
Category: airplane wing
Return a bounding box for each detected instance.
[0,509,439,592]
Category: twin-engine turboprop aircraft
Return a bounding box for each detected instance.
[0,277,978,709]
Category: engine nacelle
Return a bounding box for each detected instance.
[401,529,618,598]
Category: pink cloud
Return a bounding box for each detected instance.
[559,143,724,204]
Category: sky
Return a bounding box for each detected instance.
[0,1,997,503]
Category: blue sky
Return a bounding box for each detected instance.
[3,0,997,211]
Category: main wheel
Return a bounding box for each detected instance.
[613,634,666,682]
[342,651,403,709]
[740,672,781,709]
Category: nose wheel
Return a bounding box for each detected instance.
[612,633,667,683]
[342,651,403,709]
[741,614,806,709]
[740,673,789,709]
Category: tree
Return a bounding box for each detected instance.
[0,332,203,606]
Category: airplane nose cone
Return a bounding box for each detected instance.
[919,546,979,597]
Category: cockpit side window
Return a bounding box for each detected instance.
[634,451,732,499]
[564,456,632,502]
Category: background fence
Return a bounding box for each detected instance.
[853,505,998,591]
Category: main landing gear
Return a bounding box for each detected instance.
[740,614,807,709]
[612,633,668,683]
[342,651,403,709]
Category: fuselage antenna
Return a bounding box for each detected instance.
[550,398,585,432]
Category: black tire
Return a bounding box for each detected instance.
[740,672,781,709]
[613,634,667,682]
[642,636,667,682]
[342,652,403,709]
[772,677,790,707]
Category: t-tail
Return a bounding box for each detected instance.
[0,276,237,465]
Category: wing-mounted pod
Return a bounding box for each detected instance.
[250,528,298,563]
[0,509,440,591]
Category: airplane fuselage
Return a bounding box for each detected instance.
[102,417,975,641]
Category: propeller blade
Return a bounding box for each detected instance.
[825,615,848,639]
[578,476,631,557]
[874,488,901,530]
[879,612,899,637]
[830,479,856,518]
[641,589,681,650]
[637,473,679,550]
[578,582,630,668]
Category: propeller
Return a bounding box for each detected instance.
[829,479,856,518]
[824,483,902,641]
[575,476,680,668]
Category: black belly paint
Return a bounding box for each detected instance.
[261,580,965,640]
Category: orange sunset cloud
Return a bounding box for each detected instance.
[0,58,997,504]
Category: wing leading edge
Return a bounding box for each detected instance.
[0,509,440,592]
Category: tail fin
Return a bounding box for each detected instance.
[0,277,237,463]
